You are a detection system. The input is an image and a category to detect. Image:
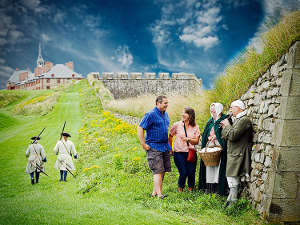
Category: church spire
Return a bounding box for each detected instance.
[37,41,44,67]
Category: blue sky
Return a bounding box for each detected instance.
[0,0,300,89]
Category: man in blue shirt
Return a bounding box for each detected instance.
[137,96,171,199]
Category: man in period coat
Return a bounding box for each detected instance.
[220,100,253,207]
[26,136,47,184]
[54,132,78,182]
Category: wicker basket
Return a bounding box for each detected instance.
[198,145,222,167]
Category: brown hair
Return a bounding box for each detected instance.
[156,95,167,105]
[184,107,196,127]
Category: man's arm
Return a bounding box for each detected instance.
[137,126,150,151]
[222,118,252,142]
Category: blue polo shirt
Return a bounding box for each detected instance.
[139,107,171,152]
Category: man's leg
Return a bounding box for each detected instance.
[63,170,68,181]
[153,173,164,197]
[226,176,240,206]
[35,171,40,183]
[60,170,64,181]
[30,172,34,185]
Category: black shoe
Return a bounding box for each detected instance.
[158,194,168,199]
[31,179,34,185]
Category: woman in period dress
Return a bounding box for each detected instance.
[198,103,229,195]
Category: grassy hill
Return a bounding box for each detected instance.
[0,80,269,225]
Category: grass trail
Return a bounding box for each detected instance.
[0,85,186,225]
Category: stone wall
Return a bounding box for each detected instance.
[90,72,202,99]
[241,41,300,222]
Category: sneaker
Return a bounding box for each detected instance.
[31,179,34,185]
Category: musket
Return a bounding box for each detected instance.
[30,161,49,177]
[35,162,49,177]
[64,162,75,178]
[60,121,66,140]
[32,127,46,144]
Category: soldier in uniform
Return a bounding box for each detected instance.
[220,100,253,207]
[25,136,47,185]
[54,132,78,182]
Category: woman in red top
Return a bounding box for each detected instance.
[169,107,201,192]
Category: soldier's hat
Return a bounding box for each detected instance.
[31,136,40,140]
[62,132,71,137]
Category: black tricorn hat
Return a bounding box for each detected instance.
[31,136,40,140]
[62,132,71,137]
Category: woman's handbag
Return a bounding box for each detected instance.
[183,122,197,163]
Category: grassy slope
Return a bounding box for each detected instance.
[0,81,270,225]
[0,83,185,225]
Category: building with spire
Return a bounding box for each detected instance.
[6,42,83,90]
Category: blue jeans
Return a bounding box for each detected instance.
[173,152,197,188]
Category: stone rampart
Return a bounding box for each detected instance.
[241,41,300,222]
[95,72,202,99]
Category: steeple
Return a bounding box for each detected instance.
[37,42,44,67]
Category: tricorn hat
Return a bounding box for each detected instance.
[31,136,40,140]
[61,132,71,137]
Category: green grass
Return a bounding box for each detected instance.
[0,80,270,225]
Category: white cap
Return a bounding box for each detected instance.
[231,100,245,110]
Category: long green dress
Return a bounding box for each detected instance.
[198,113,229,196]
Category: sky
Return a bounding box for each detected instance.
[0,0,300,89]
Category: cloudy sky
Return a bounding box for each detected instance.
[0,0,300,89]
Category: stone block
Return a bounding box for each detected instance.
[276,147,300,171]
[102,72,114,79]
[279,120,300,146]
[158,72,170,79]
[262,81,270,90]
[117,72,129,79]
[272,171,298,199]
[267,104,276,117]
[264,156,272,168]
[130,72,142,79]
[272,119,300,147]
[287,41,300,69]
[255,153,265,163]
[144,72,156,79]
[279,96,300,120]
[280,69,300,97]
[268,198,300,222]
[254,189,262,202]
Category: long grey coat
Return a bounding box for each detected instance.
[221,115,252,177]
[25,143,46,174]
[54,140,77,171]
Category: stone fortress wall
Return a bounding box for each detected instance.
[241,41,300,222]
[90,72,202,99]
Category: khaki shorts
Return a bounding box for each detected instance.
[146,148,171,174]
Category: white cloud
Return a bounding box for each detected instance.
[114,46,133,70]
[0,65,14,89]
[179,60,188,68]
[41,33,51,42]
[248,0,300,52]
[151,0,222,52]
[21,0,47,13]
